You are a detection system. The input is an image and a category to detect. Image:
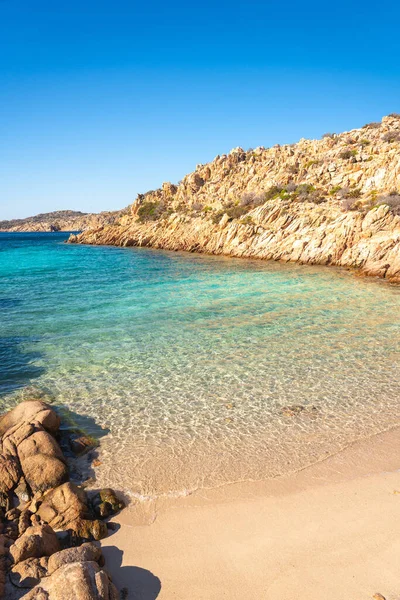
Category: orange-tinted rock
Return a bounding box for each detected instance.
[9,524,60,564]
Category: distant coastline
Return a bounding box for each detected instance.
[0,208,127,233]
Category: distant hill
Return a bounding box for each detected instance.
[0,208,129,232]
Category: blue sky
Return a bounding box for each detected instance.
[1,0,399,219]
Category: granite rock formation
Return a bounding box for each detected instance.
[0,400,124,600]
[70,115,400,282]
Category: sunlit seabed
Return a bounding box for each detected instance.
[1,232,400,499]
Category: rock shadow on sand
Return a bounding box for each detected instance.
[102,546,161,600]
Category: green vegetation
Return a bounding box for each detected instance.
[137,200,172,223]
[347,188,361,198]
[329,185,342,195]
[339,149,357,159]
[304,159,319,169]
[341,188,400,215]
[239,215,254,226]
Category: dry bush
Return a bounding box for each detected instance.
[377,194,400,214]
[382,131,400,143]
[240,191,265,207]
[362,122,381,129]
[341,197,357,211]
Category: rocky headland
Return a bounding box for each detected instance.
[0,400,125,599]
[0,209,128,233]
[70,115,400,282]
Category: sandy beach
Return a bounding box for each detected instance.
[102,427,400,600]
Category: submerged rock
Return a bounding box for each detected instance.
[281,404,318,418]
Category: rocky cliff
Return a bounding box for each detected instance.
[0,209,128,233]
[70,115,400,282]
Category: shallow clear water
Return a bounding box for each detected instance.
[1,232,400,499]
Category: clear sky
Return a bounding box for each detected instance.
[1,0,399,219]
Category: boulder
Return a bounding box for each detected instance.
[47,542,102,574]
[0,454,21,494]
[9,524,60,564]
[68,518,108,542]
[34,483,89,530]
[10,556,49,588]
[0,401,60,437]
[18,431,66,464]
[21,454,68,494]
[21,560,119,600]
[68,435,97,457]
[92,489,125,519]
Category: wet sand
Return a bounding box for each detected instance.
[102,426,400,600]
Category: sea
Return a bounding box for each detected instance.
[1,231,400,500]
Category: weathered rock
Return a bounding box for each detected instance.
[0,401,60,437]
[0,454,21,494]
[68,518,108,541]
[21,454,68,494]
[6,507,21,521]
[18,431,66,464]
[19,510,33,536]
[10,556,49,588]
[68,435,97,457]
[69,114,400,284]
[92,489,125,518]
[21,561,119,600]
[34,483,89,530]
[0,401,124,599]
[281,405,306,417]
[15,477,31,504]
[9,524,60,564]
[47,542,101,574]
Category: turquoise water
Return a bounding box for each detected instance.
[1,232,400,498]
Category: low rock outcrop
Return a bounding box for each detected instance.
[70,115,400,282]
[0,400,124,599]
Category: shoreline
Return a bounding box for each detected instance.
[70,230,400,288]
[101,424,400,599]
[100,421,400,524]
